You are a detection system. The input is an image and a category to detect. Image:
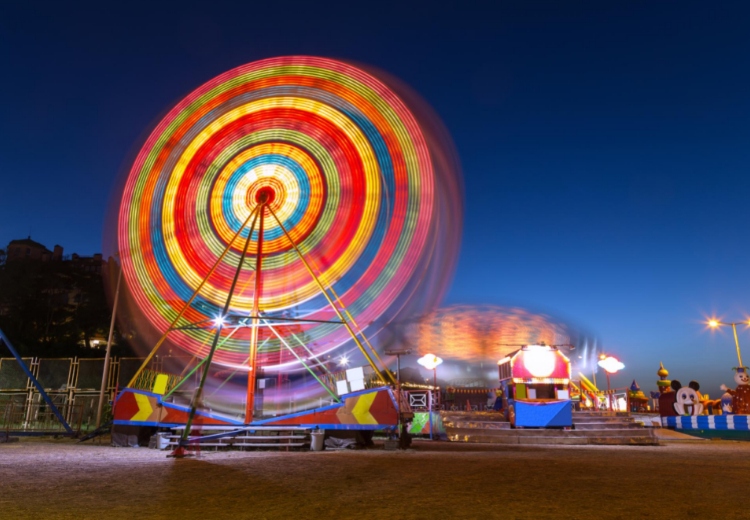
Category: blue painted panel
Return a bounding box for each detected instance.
[663,415,750,430]
[515,399,572,427]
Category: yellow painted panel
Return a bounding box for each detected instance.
[351,392,378,425]
[132,393,154,422]
[152,374,169,395]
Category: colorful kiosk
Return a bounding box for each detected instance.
[498,345,572,428]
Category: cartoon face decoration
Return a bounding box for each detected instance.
[672,380,704,416]
[734,368,749,386]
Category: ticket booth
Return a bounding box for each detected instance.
[498,345,572,428]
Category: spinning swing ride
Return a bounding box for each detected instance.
[111,56,462,437]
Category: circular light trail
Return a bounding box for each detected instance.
[117,56,461,369]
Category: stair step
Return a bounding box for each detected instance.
[441,412,508,422]
[167,441,307,448]
[446,426,655,438]
[447,432,657,446]
[574,423,644,430]
[443,421,511,430]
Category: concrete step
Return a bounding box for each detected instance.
[442,409,658,445]
[573,411,630,418]
[441,412,509,423]
[446,430,658,446]
[446,426,656,439]
[573,416,636,423]
[574,422,644,430]
[444,420,512,430]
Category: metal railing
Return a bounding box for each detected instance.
[1,401,85,435]
[131,368,183,394]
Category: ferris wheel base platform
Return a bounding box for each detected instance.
[113,386,400,431]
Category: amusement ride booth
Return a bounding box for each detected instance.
[498,344,572,428]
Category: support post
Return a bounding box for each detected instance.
[173,207,260,456]
[96,260,122,428]
[246,203,266,423]
[732,323,744,367]
[428,389,433,441]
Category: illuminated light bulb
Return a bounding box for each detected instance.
[708,320,720,328]
[417,354,443,370]
[214,315,225,328]
[597,356,625,374]
[524,345,556,378]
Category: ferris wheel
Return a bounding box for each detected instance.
[116,56,461,429]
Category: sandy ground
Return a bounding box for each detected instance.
[1,437,747,520]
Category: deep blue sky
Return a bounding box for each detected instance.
[2,1,749,393]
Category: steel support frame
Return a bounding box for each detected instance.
[121,198,395,455]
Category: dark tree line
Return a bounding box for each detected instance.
[0,259,132,358]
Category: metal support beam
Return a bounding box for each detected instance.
[263,319,340,403]
[127,205,261,388]
[246,203,266,423]
[267,207,397,386]
[174,207,261,455]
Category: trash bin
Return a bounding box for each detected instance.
[155,432,170,450]
[310,429,325,451]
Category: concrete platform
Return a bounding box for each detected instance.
[654,429,707,442]
[442,410,659,445]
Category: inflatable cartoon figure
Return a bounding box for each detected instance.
[672,380,703,416]
[721,367,750,415]
[720,390,734,415]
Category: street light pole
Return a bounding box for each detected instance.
[708,320,746,366]
[385,349,412,387]
[96,258,122,429]
[597,354,624,412]
[385,349,413,446]
[731,323,744,367]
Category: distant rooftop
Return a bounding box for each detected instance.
[8,236,51,252]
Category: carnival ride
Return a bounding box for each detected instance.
[109,56,461,452]
[404,305,587,365]
[572,373,605,409]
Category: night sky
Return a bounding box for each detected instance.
[2,1,749,393]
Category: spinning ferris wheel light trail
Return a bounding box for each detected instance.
[111,56,462,443]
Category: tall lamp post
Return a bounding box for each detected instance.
[417,354,443,441]
[418,354,443,389]
[708,319,746,366]
[385,349,413,387]
[597,355,625,411]
[385,349,413,444]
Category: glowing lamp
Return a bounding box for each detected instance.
[598,356,624,374]
[523,345,556,378]
[417,354,443,370]
[708,320,720,328]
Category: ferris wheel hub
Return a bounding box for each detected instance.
[254,186,276,205]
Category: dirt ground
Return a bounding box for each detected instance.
[1,437,747,520]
